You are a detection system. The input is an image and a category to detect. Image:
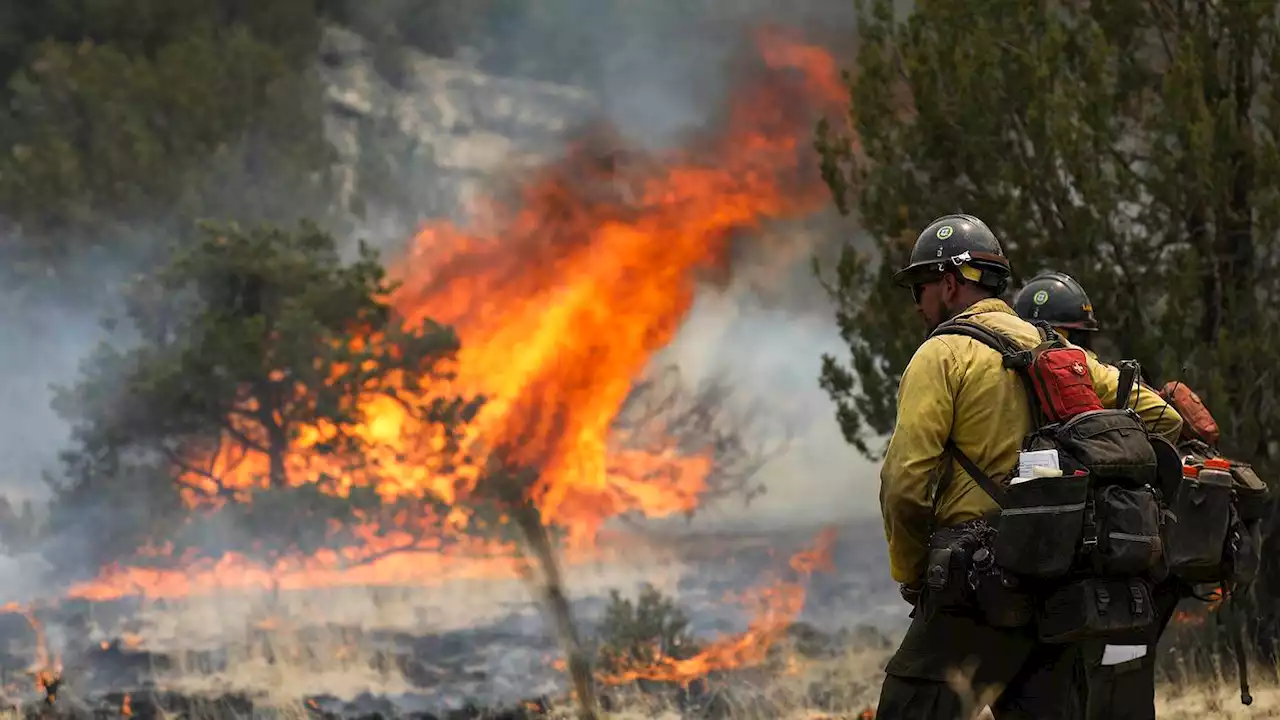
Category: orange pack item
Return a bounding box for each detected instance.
[1160,381,1221,446]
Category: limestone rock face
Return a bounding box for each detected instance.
[318,25,596,233]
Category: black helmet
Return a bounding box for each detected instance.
[893,214,1012,293]
[1012,271,1098,331]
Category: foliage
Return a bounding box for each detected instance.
[814,0,1280,655]
[46,220,479,570]
[0,0,341,303]
[595,583,700,678]
[815,0,1280,465]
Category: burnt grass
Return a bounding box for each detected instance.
[0,605,893,720]
[0,522,903,719]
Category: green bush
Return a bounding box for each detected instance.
[595,583,700,679]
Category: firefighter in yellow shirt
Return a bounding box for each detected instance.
[874,217,1182,719]
[1013,271,1185,720]
[1012,271,1101,360]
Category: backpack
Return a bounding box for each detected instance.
[1162,436,1268,589]
[929,317,1162,643]
[1149,380,1268,589]
[1163,436,1268,707]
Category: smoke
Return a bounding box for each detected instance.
[658,269,882,531]
[0,294,110,504]
[522,2,877,527]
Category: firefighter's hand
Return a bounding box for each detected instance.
[899,581,923,606]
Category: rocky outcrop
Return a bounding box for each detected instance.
[317,26,596,232]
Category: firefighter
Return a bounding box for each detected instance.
[1012,271,1184,720]
[876,217,1183,719]
[1011,271,1100,354]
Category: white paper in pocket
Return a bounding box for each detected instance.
[1100,644,1148,666]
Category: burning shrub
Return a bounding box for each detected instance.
[46,219,480,577]
[594,583,700,683]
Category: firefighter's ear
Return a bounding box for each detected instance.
[940,271,961,300]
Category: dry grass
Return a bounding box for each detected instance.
[40,611,1280,719]
[579,640,1278,720]
[53,571,1280,718]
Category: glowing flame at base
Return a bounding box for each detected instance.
[594,528,837,686]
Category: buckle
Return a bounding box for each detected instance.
[927,563,948,590]
[1130,585,1146,615]
[1002,351,1032,369]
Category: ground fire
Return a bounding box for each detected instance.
[63,27,848,612]
[595,527,838,686]
[0,602,61,704]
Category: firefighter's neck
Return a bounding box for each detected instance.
[942,280,995,321]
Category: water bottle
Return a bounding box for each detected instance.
[1200,457,1234,488]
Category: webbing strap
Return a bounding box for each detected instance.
[927,318,1049,511]
[945,440,1008,508]
[929,318,1048,431]
[1225,584,1253,705]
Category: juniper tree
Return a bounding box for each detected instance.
[47,220,479,571]
[816,0,1280,657]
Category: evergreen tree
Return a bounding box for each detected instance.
[47,220,479,572]
[816,0,1280,657]
[0,0,341,303]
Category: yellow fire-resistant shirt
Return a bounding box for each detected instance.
[880,298,1184,585]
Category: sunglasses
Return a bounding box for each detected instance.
[909,273,947,304]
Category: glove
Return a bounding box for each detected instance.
[899,581,923,607]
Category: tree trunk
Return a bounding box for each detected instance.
[267,422,289,489]
[510,503,600,720]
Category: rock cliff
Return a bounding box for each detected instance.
[318,25,595,236]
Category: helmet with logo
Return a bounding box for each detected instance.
[893,214,1012,293]
[1012,271,1098,331]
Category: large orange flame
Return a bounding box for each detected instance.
[66,27,847,602]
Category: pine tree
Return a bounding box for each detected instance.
[0,0,340,303]
[816,0,1280,658]
[47,220,479,571]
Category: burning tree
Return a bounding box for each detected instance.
[46,220,479,575]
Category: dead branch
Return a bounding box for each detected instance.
[613,363,792,518]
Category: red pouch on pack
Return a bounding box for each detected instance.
[1027,347,1105,423]
[1160,382,1221,445]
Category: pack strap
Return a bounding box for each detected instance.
[933,439,1008,512]
[929,317,1025,361]
[1225,584,1253,706]
[929,318,1049,430]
